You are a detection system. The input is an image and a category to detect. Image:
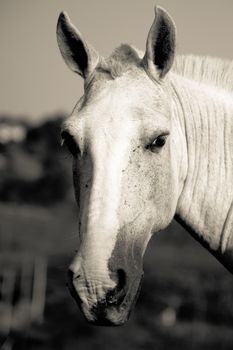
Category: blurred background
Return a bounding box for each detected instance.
[0,0,233,349]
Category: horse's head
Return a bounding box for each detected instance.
[57,7,185,325]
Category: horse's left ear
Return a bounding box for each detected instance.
[56,11,99,78]
[143,6,176,79]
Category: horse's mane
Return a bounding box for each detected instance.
[173,55,233,94]
[101,44,233,94]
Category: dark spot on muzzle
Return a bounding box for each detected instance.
[106,269,126,305]
[90,303,115,326]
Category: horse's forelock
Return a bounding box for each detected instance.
[96,44,142,79]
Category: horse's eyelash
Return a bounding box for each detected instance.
[147,131,170,144]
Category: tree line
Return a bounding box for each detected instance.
[0,114,73,205]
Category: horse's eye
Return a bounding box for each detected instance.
[61,131,79,156]
[147,135,168,152]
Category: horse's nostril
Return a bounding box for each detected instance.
[67,268,81,282]
[67,268,74,281]
[116,269,126,291]
[67,269,82,306]
[67,269,75,293]
[106,269,126,305]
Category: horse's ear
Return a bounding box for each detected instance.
[56,12,99,78]
[143,6,176,79]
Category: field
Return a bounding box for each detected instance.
[0,202,233,350]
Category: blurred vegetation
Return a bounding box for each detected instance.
[0,114,72,204]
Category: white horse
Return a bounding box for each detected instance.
[56,6,233,325]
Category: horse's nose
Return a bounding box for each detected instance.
[67,268,127,307]
[67,265,142,325]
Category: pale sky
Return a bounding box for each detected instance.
[0,0,232,121]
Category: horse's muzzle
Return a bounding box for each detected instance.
[67,268,143,326]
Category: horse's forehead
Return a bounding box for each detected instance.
[87,72,145,104]
[67,71,169,141]
[82,71,164,120]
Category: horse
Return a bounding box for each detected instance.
[56,6,233,326]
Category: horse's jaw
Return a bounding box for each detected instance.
[67,267,144,326]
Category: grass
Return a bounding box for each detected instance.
[0,202,233,349]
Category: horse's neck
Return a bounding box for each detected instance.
[171,73,233,272]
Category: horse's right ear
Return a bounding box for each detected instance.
[56,12,99,78]
[143,6,176,80]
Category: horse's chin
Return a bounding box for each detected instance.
[76,274,143,326]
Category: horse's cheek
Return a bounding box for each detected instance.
[143,156,177,230]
